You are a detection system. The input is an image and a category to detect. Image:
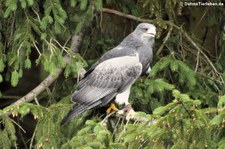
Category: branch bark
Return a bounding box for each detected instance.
[12,69,64,105]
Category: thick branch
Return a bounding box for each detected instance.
[12,69,63,105]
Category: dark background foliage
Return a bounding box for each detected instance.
[0,0,225,148]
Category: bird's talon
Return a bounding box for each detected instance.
[106,103,119,114]
[106,108,111,114]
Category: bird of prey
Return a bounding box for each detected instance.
[61,23,156,125]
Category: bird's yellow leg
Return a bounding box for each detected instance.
[106,103,119,114]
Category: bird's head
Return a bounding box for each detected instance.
[133,23,156,43]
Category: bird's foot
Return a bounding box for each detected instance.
[117,104,136,120]
[106,103,119,114]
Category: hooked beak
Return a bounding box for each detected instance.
[146,28,156,37]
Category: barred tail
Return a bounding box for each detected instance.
[60,104,88,126]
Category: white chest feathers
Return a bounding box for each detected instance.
[115,85,131,105]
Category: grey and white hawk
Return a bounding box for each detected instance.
[61,23,156,125]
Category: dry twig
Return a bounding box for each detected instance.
[156,25,173,55]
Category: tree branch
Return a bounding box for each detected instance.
[12,69,63,105]
[2,33,84,116]
[102,8,154,23]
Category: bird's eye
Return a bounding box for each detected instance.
[142,28,148,32]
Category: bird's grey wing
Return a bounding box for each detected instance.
[72,55,142,106]
[83,45,137,77]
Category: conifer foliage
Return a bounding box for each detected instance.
[0,0,225,148]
